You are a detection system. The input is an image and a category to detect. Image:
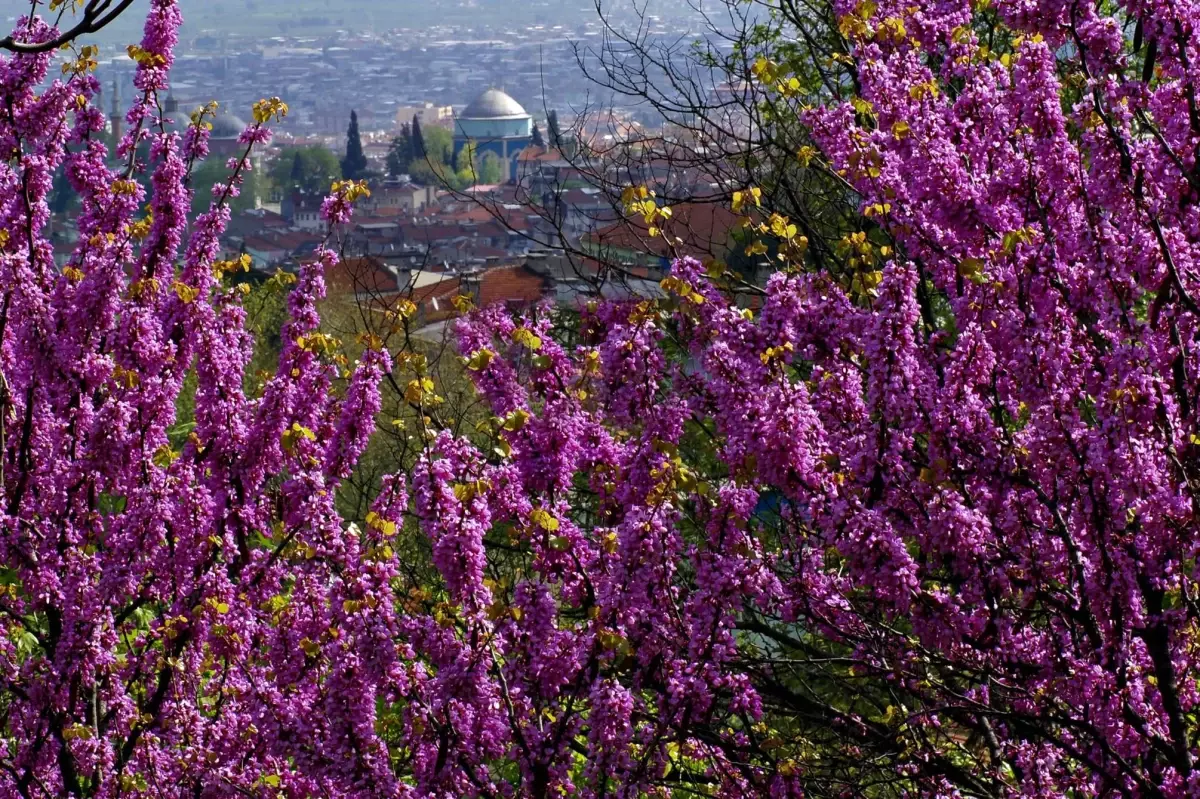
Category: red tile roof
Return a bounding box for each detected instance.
[477,264,548,308]
[325,256,399,296]
[516,146,565,162]
[584,201,739,261]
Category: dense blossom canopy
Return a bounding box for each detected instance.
[4,0,1200,797]
[0,2,397,796]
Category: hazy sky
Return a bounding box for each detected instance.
[32,0,605,45]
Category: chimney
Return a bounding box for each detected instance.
[461,272,483,307]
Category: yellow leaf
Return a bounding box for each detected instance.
[251,96,289,124]
[172,281,199,303]
[957,257,984,277]
[281,422,316,454]
[511,327,542,351]
[466,349,496,371]
[452,479,489,503]
[365,511,398,537]
[502,409,530,432]
[404,377,435,404]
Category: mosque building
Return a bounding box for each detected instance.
[453,88,534,183]
[163,94,249,158]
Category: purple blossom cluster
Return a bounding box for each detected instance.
[393,0,1200,794]
[0,3,397,796]
[5,0,1200,796]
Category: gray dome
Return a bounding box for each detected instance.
[156,99,244,138]
[164,110,193,131]
[460,89,528,120]
[210,111,249,139]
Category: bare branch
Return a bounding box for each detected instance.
[0,0,138,54]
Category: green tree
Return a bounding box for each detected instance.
[387,123,413,177]
[546,109,561,148]
[421,126,453,166]
[269,145,340,196]
[340,109,369,179]
[408,126,457,188]
[408,158,461,191]
[453,140,476,175]
[479,151,504,185]
[411,115,425,160]
[190,156,260,216]
[454,140,480,187]
[531,122,544,148]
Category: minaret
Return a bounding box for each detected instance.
[109,79,122,142]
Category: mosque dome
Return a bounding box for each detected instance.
[165,109,193,132]
[456,89,532,142]
[210,111,249,140]
[460,88,529,120]
[158,96,246,141]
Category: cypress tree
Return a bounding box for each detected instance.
[341,109,368,179]
[547,109,561,149]
[531,122,545,148]
[387,123,412,177]
[411,115,426,161]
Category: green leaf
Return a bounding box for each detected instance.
[97,493,127,515]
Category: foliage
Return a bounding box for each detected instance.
[189,154,261,216]
[387,123,414,177]
[546,108,561,149]
[268,144,340,196]
[478,152,505,185]
[398,1,1200,795]
[411,114,426,160]
[420,125,453,166]
[9,0,1200,797]
[341,108,369,179]
[450,141,505,187]
[569,0,859,275]
[407,126,457,188]
[453,139,476,177]
[0,4,396,795]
